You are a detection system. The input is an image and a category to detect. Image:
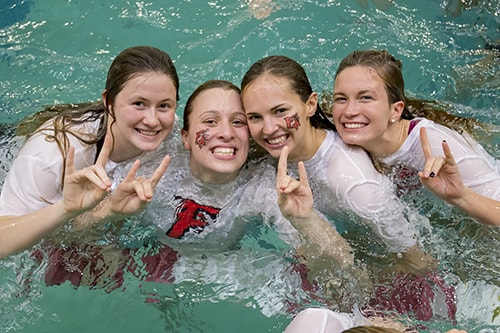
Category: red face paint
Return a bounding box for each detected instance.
[195,128,209,148]
[285,113,300,130]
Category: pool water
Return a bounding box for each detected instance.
[0,0,499,332]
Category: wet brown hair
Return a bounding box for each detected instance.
[334,49,485,135]
[241,55,336,131]
[182,79,267,160]
[342,326,404,333]
[16,46,179,178]
[182,80,240,131]
[335,49,413,120]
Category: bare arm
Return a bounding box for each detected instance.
[0,143,112,258]
[419,127,500,226]
[276,146,354,268]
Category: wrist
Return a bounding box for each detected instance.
[449,186,476,210]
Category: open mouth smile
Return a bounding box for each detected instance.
[136,128,161,136]
[212,147,236,156]
[266,134,287,145]
[343,123,367,129]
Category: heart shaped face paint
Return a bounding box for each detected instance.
[195,128,209,149]
[285,113,300,130]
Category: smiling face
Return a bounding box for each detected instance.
[332,65,403,154]
[106,71,177,162]
[182,87,249,184]
[241,74,318,162]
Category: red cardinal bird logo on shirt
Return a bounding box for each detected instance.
[166,197,220,239]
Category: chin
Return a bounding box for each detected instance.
[138,142,163,152]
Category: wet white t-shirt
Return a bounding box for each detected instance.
[381,117,500,200]
[286,130,420,253]
[0,116,183,216]
[145,158,303,255]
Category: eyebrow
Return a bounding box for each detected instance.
[333,89,375,96]
[269,103,287,111]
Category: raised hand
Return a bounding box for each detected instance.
[109,154,171,216]
[61,135,112,216]
[418,127,500,226]
[277,147,356,270]
[418,127,464,203]
[276,146,314,220]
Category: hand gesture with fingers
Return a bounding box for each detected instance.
[109,154,171,216]
[62,135,113,215]
[418,127,464,203]
[276,146,314,220]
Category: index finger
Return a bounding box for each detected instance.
[277,146,289,180]
[95,134,113,167]
[65,146,76,175]
[419,127,433,160]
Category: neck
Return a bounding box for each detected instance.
[190,165,240,185]
[370,119,410,158]
[289,127,327,162]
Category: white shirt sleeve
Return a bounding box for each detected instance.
[383,118,500,200]
[0,131,95,216]
[420,120,500,200]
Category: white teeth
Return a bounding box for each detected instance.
[137,129,159,136]
[344,123,366,129]
[213,147,235,156]
[268,136,286,145]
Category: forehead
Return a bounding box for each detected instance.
[242,74,301,111]
[118,72,177,100]
[191,88,243,115]
[124,71,173,87]
[244,74,294,95]
[335,66,384,91]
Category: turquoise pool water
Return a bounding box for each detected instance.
[0,0,499,332]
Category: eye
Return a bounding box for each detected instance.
[133,101,146,107]
[333,96,346,103]
[203,118,218,126]
[360,95,374,101]
[246,114,261,121]
[275,107,287,115]
[232,118,248,127]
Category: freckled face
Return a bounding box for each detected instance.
[241,74,316,161]
[332,66,396,151]
[106,72,177,162]
[182,88,249,184]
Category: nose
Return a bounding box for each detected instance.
[218,120,236,140]
[142,107,160,127]
[262,116,278,135]
[340,100,359,118]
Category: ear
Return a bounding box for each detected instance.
[390,100,405,122]
[181,129,191,150]
[101,90,108,109]
[306,92,319,117]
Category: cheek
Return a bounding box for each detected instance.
[284,113,301,130]
[332,112,341,126]
[237,129,250,143]
[194,129,210,149]
[159,112,176,127]
[247,123,260,137]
